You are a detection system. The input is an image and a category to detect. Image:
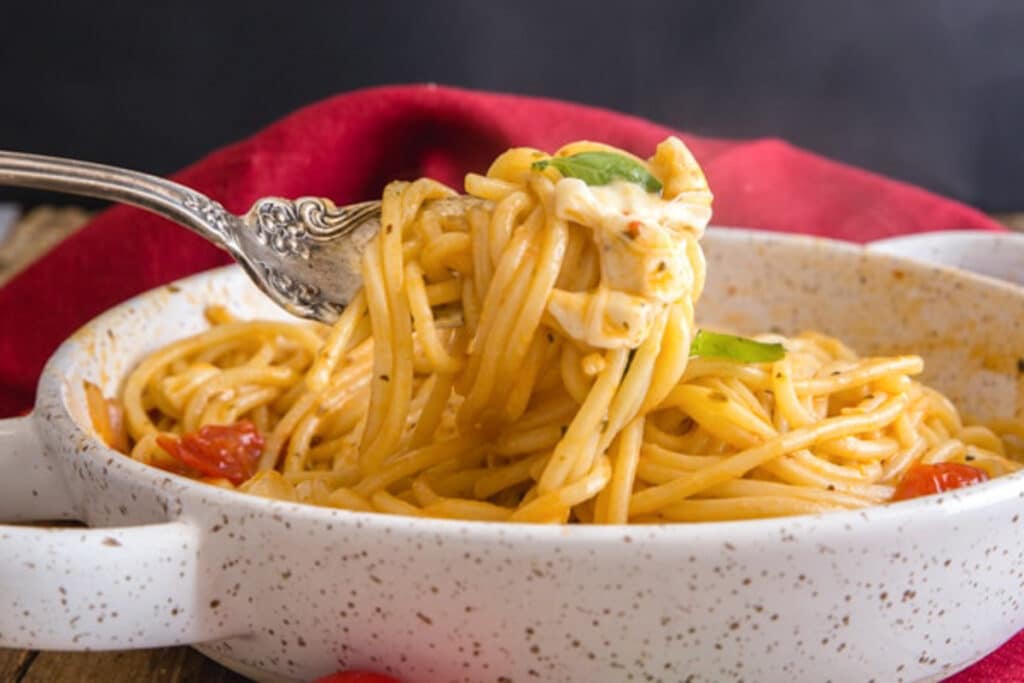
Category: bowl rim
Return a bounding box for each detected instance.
[37,227,1024,544]
[867,228,1024,253]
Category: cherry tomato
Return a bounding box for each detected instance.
[156,420,264,485]
[892,462,989,501]
[313,672,402,683]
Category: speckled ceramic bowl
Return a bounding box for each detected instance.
[3,228,1024,683]
[869,230,1024,286]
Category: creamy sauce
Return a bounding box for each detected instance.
[545,174,712,349]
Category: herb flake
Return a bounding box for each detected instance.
[690,330,785,363]
[532,151,662,193]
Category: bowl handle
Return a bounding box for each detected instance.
[0,415,246,649]
[0,414,77,521]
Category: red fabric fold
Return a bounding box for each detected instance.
[0,85,1011,679]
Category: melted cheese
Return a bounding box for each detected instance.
[555,179,709,301]
[547,287,658,350]
[544,165,712,349]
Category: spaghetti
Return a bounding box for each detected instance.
[92,137,1024,523]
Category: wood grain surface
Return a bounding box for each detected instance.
[3,648,248,683]
[2,208,1022,682]
[0,206,90,287]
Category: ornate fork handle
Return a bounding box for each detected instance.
[0,150,388,323]
[248,196,382,260]
[0,151,241,249]
[0,151,383,261]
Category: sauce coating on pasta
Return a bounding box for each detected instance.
[92,138,1022,523]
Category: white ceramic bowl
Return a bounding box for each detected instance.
[868,229,1024,285]
[3,228,1024,683]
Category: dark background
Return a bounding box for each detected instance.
[1,1,1022,210]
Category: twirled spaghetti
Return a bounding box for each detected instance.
[91,138,1024,523]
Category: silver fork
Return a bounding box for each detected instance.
[0,151,471,323]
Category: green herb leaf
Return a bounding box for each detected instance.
[690,330,785,363]
[531,151,662,193]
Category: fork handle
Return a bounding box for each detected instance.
[0,150,237,249]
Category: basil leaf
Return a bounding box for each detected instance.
[532,151,662,193]
[689,330,785,363]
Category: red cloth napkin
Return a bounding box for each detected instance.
[0,85,1013,679]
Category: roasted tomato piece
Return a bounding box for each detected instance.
[157,420,264,485]
[313,672,403,683]
[892,462,988,501]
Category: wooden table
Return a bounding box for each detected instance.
[2,206,1023,682]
